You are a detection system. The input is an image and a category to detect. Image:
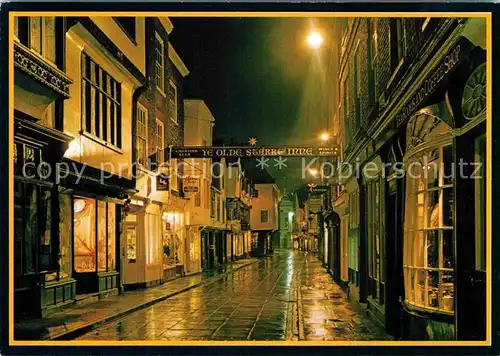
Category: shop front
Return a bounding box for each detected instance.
[398,37,486,340]
[72,196,120,295]
[14,119,73,319]
[162,209,186,280]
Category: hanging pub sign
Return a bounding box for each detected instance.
[309,197,323,213]
[395,38,473,127]
[156,173,169,191]
[171,146,339,158]
[183,177,199,193]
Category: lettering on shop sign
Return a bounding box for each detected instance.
[395,44,463,127]
[171,146,338,158]
[309,186,329,195]
[183,177,199,193]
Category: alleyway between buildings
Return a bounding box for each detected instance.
[73,250,390,341]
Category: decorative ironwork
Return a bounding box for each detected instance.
[14,41,72,98]
[461,63,486,120]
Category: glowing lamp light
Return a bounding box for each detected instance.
[64,138,82,159]
[308,168,319,177]
[320,132,330,142]
[307,32,323,49]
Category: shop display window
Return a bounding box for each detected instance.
[403,145,454,314]
[73,197,117,273]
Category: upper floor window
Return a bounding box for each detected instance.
[368,19,379,105]
[15,16,56,64]
[155,33,165,93]
[168,80,178,124]
[391,19,406,70]
[155,119,164,165]
[82,53,122,148]
[343,76,351,146]
[136,103,148,166]
[113,17,136,43]
[261,210,269,223]
[354,46,361,130]
[210,188,216,218]
[252,189,259,198]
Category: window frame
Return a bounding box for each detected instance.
[474,134,486,272]
[155,118,164,165]
[73,197,117,273]
[260,209,269,223]
[368,18,379,105]
[168,80,178,124]
[136,103,148,167]
[81,52,122,150]
[155,32,165,95]
[403,144,455,315]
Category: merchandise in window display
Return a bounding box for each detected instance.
[403,145,455,314]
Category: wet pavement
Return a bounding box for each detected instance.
[77,250,390,341]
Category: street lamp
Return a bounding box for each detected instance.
[307,31,323,49]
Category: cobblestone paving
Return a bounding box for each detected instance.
[77,250,390,341]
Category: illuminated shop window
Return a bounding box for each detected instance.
[73,197,117,273]
[146,213,161,265]
[403,145,454,313]
[163,212,184,268]
[126,226,137,263]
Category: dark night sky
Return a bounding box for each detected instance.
[169,17,337,192]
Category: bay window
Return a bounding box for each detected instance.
[403,145,454,313]
[14,16,56,63]
[82,53,122,148]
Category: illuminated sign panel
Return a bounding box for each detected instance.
[171,146,338,158]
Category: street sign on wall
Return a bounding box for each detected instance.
[171,146,339,158]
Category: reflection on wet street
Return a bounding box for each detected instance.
[77,250,390,341]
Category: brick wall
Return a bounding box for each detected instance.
[339,17,434,154]
[135,18,184,172]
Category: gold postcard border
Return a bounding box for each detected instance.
[8,11,492,347]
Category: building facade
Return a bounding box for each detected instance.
[122,17,191,289]
[333,17,487,340]
[249,181,280,256]
[183,99,215,274]
[13,16,147,318]
[225,158,253,260]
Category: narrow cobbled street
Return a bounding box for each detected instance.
[77,250,390,341]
